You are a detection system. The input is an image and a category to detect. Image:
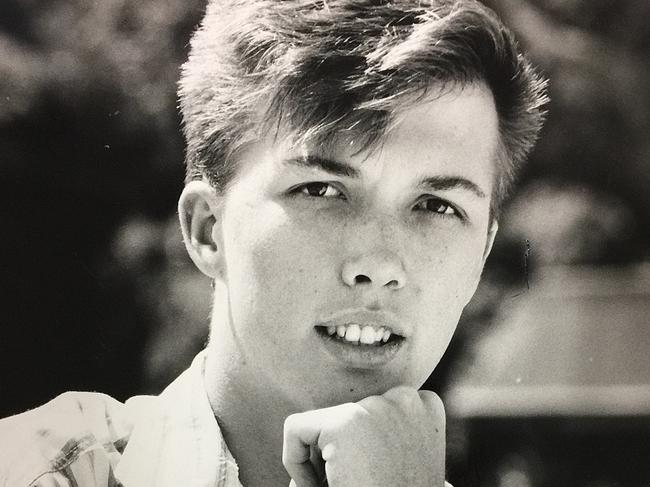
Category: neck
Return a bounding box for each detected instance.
[203,309,296,487]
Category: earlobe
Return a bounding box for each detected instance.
[178,180,225,279]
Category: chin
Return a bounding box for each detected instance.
[306,374,404,409]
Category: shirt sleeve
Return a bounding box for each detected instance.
[0,392,132,487]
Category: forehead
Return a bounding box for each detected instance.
[387,83,497,152]
[236,82,498,187]
[375,82,499,178]
[294,83,495,173]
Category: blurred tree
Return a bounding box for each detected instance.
[1,0,648,426]
[0,0,205,416]
[502,181,639,266]
[487,0,650,248]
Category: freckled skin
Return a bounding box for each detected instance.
[207,83,499,411]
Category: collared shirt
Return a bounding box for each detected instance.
[0,353,242,487]
[0,354,453,487]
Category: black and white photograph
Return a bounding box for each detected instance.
[0,1,648,486]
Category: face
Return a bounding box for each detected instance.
[210,83,498,409]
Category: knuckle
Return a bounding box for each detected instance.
[398,387,420,408]
[419,390,445,414]
[419,391,446,429]
[331,402,365,432]
[381,386,429,418]
[356,394,382,411]
[283,412,300,433]
[384,385,420,407]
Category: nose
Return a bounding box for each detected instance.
[341,249,407,290]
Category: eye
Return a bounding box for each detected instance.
[413,197,459,217]
[294,182,344,199]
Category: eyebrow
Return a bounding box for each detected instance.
[283,155,360,178]
[419,176,487,199]
[284,156,486,198]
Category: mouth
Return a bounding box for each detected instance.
[314,320,406,368]
[315,323,403,347]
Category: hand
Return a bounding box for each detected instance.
[283,386,446,487]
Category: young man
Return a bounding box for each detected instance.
[0,1,547,486]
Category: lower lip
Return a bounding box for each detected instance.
[316,329,404,369]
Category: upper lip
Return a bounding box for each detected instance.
[316,309,410,338]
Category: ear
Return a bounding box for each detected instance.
[178,180,225,279]
[464,220,499,306]
[481,220,499,266]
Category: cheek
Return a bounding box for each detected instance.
[222,202,336,315]
[406,232,487,369]
[412,235,485,301]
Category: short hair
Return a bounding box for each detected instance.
[179,0,548,217]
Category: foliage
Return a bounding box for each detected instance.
[0,0,648,419]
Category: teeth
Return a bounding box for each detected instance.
[344,324,361,343]
[359,326,376,345]
[325,323,396,345]
[376,327,385,342]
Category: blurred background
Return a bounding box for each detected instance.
[0,0,648,485]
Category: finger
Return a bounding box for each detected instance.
[283,413,324,487]
[382,385,421,405]
[310,444,326,481]
[378,385,423,415]
[419,390,447,485]
[418,390,446,423]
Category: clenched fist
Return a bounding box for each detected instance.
[283,386,446,487]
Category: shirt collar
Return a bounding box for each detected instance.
[115,352,242,487]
